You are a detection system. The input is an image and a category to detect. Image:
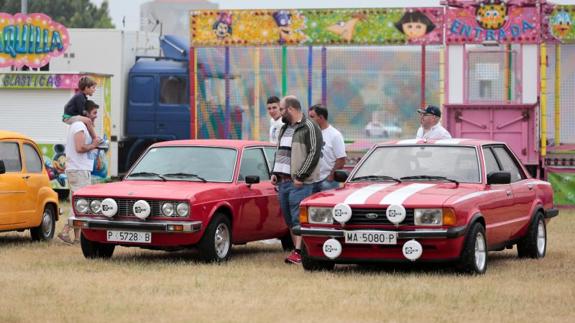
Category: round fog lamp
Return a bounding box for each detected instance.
[386,204,406,225]
[133,200,151,220]
[101,198,118,217]
[332,203,352,224]
[402,239,423,261]
[322,238,342,259]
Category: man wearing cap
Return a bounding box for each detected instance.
[416,105,452,140]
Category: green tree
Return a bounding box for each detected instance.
[0,0,114,28]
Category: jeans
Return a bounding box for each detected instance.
[278,180,313,229]
[312,178,340,193]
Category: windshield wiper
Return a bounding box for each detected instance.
[400,175,459,185]
[127,172,166,181]
[162,172,207,183]
[351,175,401,183]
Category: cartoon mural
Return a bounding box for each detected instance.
[0,13,69,68]
[544,6,575,42]
[475,0,508,30]
[395,10,436,40]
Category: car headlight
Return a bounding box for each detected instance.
[161,202,175,217]
[75,198,89,214]
[90,200,102,214]
[414,208,443,226]
[176,203,189,217]
[308,207,333,224]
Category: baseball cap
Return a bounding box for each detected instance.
[417,105,441,118]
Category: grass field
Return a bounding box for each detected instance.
[1,205,574,323]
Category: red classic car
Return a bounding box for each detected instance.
[296,139,558,274]
[69,140,291,261]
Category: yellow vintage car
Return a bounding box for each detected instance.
[0,130,59,240]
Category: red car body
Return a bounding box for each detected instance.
[297,139,558,273]
[70,140,289,261]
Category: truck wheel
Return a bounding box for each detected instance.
[30,205,56,241]
[81,233,115,259]
[198,213,231,262]
[458,223,487,274]
[301,245,335,271]
[517,212,546,259]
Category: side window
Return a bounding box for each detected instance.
[263,147,276,173]
[493,146,524,182]
[0,142,22,172]
[23,144,43,173]
[238,148,270,181]
[160,76,187,104]
[483,147,501,176]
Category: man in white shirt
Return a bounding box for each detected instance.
[308,104,347,193]
[416,105,452,140]
[267,96,283,143]
[57,100,101,244]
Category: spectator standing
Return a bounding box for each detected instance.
[267,96,283,143]
[416,105,452,140]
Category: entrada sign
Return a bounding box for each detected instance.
[0,13,69,68]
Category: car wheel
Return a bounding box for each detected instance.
[81,233,115,259]
[458,222,487,274]
[198,213,232,262]
[517,212,546,259]
[301,244,335,271]
[30,205,56,241]
[280,233,294,251]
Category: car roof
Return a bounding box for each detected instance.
[0,130,33,141]
[376,138,505,147]
[152,139,276,149]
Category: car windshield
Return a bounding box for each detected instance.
[351,145,481,183]
[127,146,237,182]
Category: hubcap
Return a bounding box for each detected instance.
[41,210,54,237]
[214,223,230,258]
[474,232,487,271]
[537,220,546,255]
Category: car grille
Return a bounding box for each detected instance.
[80,198,173,217]
[348,207,414,225]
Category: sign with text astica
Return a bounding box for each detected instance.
[446,1,539,44]
[0,13,69,68]
[190,8,444,47]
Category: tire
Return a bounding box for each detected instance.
[458,222,487,274]
[198,213,232,262]
[517,212,546,259]
[30,205,56,241]
[81,233,115,259]
[280,233,294,251]
[301,244,335,271]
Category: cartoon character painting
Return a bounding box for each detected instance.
[476,0,508,30]
[550,10,572,39]
[213,12,232,40]
[395,10,436,40]
[273,10,294,44]
[326,13,367,42]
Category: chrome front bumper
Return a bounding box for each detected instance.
[293,225,467,239]
[69,216,202,233]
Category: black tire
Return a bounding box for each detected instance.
[458,222,487,274]
[280,233,294,251]
[198,213,232,262]
[30,205,56,241]
[517,212,546,259]
[301,244,335,271]
[81,233,115,259]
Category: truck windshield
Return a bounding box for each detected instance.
[127,146,237,182]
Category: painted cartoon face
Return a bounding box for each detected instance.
[402,22,428,39]
[53,154,66,173]
[327,16,364,41]
[476,4,508,30]
[551,11,572,38]
[213,21,231,39]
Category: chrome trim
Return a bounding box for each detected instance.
[69,216,202,233]
[294,225,467,239]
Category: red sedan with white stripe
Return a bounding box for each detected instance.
[296,139,558,274]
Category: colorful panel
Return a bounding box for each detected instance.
[191,8,444,47]
[543,5,575,43]
[0,73,84,89]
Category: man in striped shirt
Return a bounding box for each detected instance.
[271,95,323,264]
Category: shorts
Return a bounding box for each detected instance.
[278,180,313,229]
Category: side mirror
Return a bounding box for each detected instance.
[245,175,260,185]
[333,170,349,183]
[487,171,511,185]
[0,160,5,174]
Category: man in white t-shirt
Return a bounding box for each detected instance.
[267,96,284,143]
[416,105,452,140]
[57,100,101,244]
[308,104,347,193]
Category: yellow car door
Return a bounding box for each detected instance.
[0,140,27,227]
[21,142,47,225]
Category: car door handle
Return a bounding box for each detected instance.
[506,190,512,197]
[22,175,30,179]
[527,184,534,190]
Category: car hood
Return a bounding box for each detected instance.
[74,180,231,202]
[303,182,480,207]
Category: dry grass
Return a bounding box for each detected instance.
[1,204,574,323]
